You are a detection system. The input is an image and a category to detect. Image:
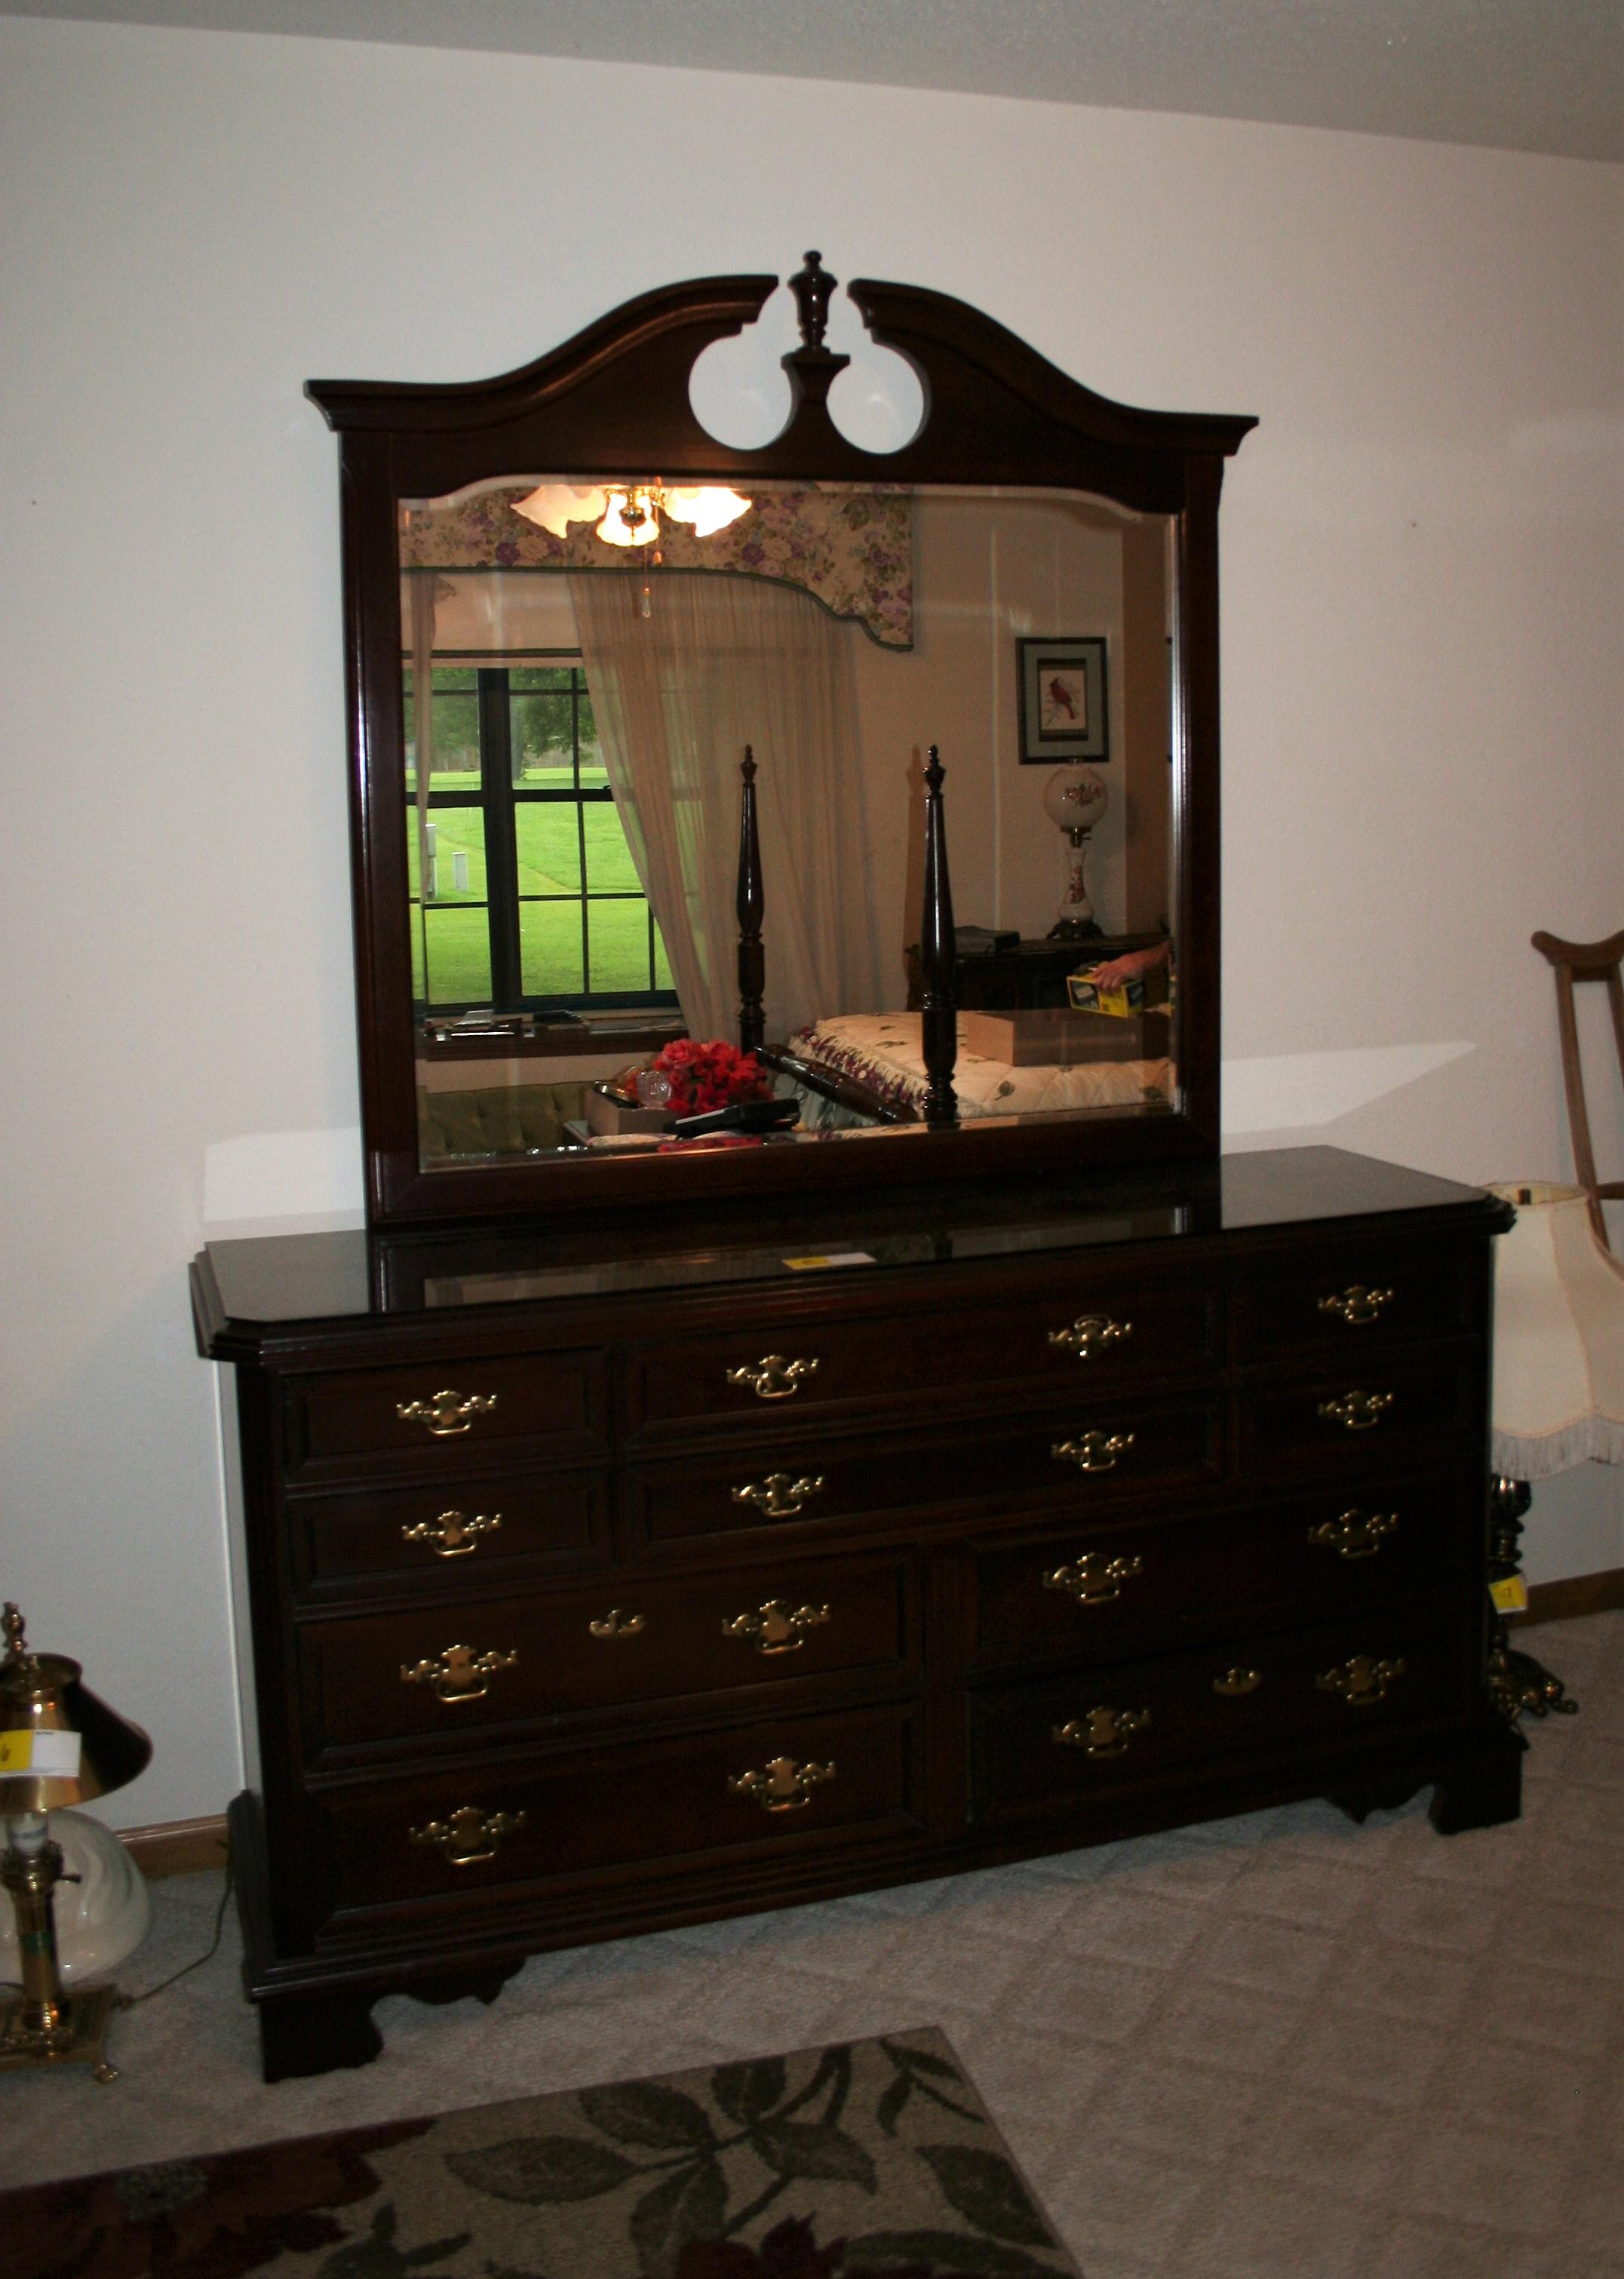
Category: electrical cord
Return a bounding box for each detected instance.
[114,1841,234,2010]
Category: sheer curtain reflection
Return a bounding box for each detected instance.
[570,573,884,1043]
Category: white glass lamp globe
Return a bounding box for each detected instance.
[0,1808,151,1987]
[1041,763,1108,838]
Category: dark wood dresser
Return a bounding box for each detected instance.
[192,1146,1518,2080]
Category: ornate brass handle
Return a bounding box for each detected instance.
[731,1473,827,1520]
[723,1599,831,1655]
[409,1804,525,1867]
[1213,1666,1263,1697]
[1317,1390,1394,1433]
[588,1608,646,1640]
[400,1642,518,1703]
[1318,1285,1394,1327]
[725,1354,820,1402]
[1048,1314,1134,1362]
[1051,1430,1135,1474]
[1043,1553,1144,1605]
[1309,1510,1399,1560]
[396,1389,498,1438]
[728,1755,836,1812]
[1316,1654,1405,1707]
[401,1509,502,1559]
[1053,1706,1150,1758]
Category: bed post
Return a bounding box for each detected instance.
[920,745,959,1126]
[736,746,766,1052]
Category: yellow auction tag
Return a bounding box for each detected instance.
[1490,1575,1530,1615]
[0,1728,81,1776]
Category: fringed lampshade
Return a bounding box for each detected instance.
[1490,1181,1624,1479]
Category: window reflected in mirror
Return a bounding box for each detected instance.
[399,480,1178,1171]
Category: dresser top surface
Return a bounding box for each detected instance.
[194,1147,1508,1349]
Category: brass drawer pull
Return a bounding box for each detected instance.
[1318,1285,1394,1327]
[1053,1706,1150,1758]
[400,1642,518,1703]
[726,1354,820,1402]
[1213,1666,1263,1697]
[1043,1553,1144,1605]
[396,1388,498,1438]
[1048,1313,1134,1361]
[732,1472,826,1519]
[402,1509,502,1559]
[1309,1510,1398,1560]
[589,1608,646,1641]
[1051,1430,1135,1474]
[1317,1390,1394,1433]
[729,1755,835,1813]
[409,1804,525,1867]
[723,1599,830,1655]
[1316,1654,1405,1707]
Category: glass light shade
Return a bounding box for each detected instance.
[511,484,607,537]
[0,1810,149,1988]
[1042,763,1109,837]
[596,488,661,548]
[662,486,753,536]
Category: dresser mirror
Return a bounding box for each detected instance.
[310,257,1254,1226]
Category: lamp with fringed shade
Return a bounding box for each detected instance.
[1485,1182,1624,1725]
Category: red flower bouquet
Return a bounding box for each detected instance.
[651,1037,771,1117]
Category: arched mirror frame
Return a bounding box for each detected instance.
[309,264,1255,1227]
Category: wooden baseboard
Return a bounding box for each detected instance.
[1514,1567,1624,1628]
[118,1814,229,1879]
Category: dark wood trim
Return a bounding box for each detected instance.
[1515,1567,1624,1627]
[118,1814,229,1879]
[736,746,764,1054]
[919,746,958,1126]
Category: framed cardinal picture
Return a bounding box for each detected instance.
[1017,635,1108,763]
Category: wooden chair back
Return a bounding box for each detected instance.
[1531,927,1624,1247]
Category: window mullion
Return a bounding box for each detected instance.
[479,668,522,1007]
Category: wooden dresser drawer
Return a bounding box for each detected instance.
[283,1347,609,1483]
[1236,1239,1478,1362]
[315,1699,926,1921]
[297,1551,916,1760]
[971,1614,1461,1828]
[289,1473,610,1599]
[1242,1356,1481,1477]
[625,1270,1221,1438]
[627,1395,1223,1553]
[972,1474,1474,1670]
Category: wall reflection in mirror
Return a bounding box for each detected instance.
[399,476,1177,1172]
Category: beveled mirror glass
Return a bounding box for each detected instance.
[309,257,1252,1226]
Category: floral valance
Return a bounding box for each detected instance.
[398,481,913,650]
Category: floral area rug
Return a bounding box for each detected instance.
[5,2029,1081,2279]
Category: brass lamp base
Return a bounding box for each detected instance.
[0,1980,121,2083]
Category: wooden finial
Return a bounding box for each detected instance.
[790,251,836,350]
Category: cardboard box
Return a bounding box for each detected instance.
[960,1007,1156,1067]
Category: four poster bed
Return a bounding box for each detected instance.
[732,746,1175,1135]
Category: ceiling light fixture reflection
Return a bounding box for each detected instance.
[512,481,752,548]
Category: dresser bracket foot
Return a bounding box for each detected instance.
[1328,1775,1426,1826]
[409,1956,526,2010]
[258,1990,384,2084]
[1428,1727,1524,1835]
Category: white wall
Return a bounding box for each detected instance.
[2,18,1619,1823]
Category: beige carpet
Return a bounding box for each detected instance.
[6,1612,1622,2278]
